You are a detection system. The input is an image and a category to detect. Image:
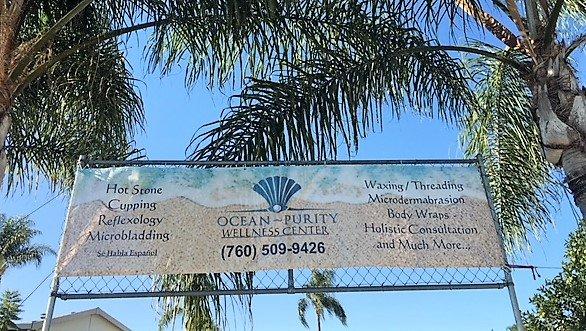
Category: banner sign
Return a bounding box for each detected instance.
[56,163,505,276]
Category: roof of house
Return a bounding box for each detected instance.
[16,307,131,331]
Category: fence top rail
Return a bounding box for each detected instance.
[54,282,509,300]
[81,158,478,168]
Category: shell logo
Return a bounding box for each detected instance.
[253,176,301,213]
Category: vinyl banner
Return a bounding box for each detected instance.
[56,163,506,276]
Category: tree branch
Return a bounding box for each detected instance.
[567,34,586,56]
[543,0,564,46]
[538,0,551,16]
[524,0,540,37]
[506,0,530,37]
[8,0,94,81]
[456,0,528,55]
[391,45,530,74]
[492,0,527,33]
[14,19,170,96]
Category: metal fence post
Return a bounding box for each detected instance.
[476,154,525,331]
[288,269,295,293]
[505,268,525,331]
[41,277,59,331]
[42,155,86,331]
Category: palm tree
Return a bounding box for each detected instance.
[298,270,347,331]
[0,0,148,191]
[0,290,22,331]
[0,214,53,280]
[0,0,323,191]
[1,2,386,328]
[155,273,238,331]
[189,1,586,249]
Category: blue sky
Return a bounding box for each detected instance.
[1,26,584,331]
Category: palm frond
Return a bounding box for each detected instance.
[147,0,374,87]
[0,214,54,270]
[7,37,144,192]
[188,19,472,161]
[6,245,53,267]
[298,270,347,329]
[155,272,252,330]
[307,270,335,288]
[146,0,485,89]
[297,298,309,328]
[563,0,586,22]
[321,295,347,325]
[567,34,586,56]
[387,0,486,33]
[463,49,561,249]
[554,1,586,41]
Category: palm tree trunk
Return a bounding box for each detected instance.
[0,89,10,189]
[560,85,586,216]
[535,50,586,218]
[0,256,6,282]
[317,315,321,331]
[562,147,586,216]
[0,8,17,190]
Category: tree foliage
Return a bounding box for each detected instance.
[0,214,54,280]
[462,48,560,249]
[189,0,586,249]
[297,270,347,331]
[3,0,148,192]
[0,0,487,191]
[524,219,586,330]
[0,290,21,331]
[155,272,253,330]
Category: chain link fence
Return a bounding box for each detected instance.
[55,266,507,299]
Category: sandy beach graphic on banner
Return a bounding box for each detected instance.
[56,164,505,276]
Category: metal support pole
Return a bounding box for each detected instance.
[476,155,525,330]
[42,155,84,330]
[41,277,59,331]
[287,269,295,293]
[505,269,525,331]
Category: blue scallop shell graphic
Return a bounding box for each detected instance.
[253,176,301,213]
